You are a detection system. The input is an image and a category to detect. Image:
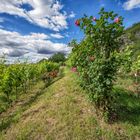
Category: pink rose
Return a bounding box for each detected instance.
[93,17,96,21]
[71,67,77,72]
[114,17,119,23]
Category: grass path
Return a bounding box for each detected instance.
[0,68,140,140]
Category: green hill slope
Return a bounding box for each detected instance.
[126,22,140,41]
[124,22,140,59]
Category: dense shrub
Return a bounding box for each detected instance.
[68,8,124,121]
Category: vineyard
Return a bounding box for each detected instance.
[0,7,140,140]
[0,59,61,113]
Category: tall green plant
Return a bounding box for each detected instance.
[70,8,124,121]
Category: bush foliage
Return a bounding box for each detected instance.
[68,8,124,121]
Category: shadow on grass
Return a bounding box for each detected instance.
[119,74,140,83]
[0,96,8,103]
[114,87,140,125]
[0,74,64,132]
[23,75,64,108]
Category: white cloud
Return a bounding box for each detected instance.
[25,32,50,40]
[0,29,71,62]
[50,33,64,39]
[69,11,76,18]
[123,0,140,10]
[0,0,75,31]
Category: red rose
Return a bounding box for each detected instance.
[75,20,80,26]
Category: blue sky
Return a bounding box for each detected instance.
[0,0,140,62]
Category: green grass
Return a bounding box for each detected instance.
[0,68,140,140]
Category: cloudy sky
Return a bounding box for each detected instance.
[0,0,140,63]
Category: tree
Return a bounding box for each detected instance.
[49,52,66,63]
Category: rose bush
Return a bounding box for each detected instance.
[68,8,124,122]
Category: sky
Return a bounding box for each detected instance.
[0,0,140,63]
